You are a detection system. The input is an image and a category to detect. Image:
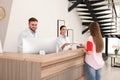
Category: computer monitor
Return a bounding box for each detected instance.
[22,37,57,54]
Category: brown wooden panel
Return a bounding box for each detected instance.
[48,76,58,80]
[16,60,20,80]
[27,62,32,80]
[0,59,2,80]
[58,67,73,80]
[22,61,27,80]
[42,64,86,80]
[19,61,23,80]
[31,62,41,80]
[41,56,84,78]
[72,66,80,80]
[19,61,29,80]
[11,60,17,80]
[2,59,5,80]
[41,71,59,80]
[77,65,85,77]
[7,60,12,80]
[78,75,87,80]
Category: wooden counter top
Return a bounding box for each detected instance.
[0,48,85,67]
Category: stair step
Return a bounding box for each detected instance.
[77,4,107,9]
[100,25,115,27]
[77,9,110,13]
[81,18,112,21]
[104,35,120,38]
[82,21,113,25]
[79,0,105,4]
[79,13,111,17]
[101,28,116,31]
[82,28,89,34]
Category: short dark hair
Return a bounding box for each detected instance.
[60,25,66,30]
[28,17,38,23]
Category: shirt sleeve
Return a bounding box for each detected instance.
[18,31,27,53]
[87,41,93,51]
[56,38,63,51]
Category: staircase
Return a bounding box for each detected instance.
[68,0,117,36]
[68,0,120,60]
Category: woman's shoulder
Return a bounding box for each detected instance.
[88,36,93,41]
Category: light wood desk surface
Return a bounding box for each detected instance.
[0,48,85,67]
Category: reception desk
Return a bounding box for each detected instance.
[0,49,86,80]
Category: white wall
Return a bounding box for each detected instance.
[108,38,120,54]
[102,38,120,54]
[3,0,86,52]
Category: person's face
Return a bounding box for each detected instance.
[29,21,38,32]
[60,27,67,35]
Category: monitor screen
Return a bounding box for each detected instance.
[22,37,57,54]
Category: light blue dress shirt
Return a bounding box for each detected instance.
[18,28,38,53]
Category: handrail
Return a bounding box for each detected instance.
[111,0,120,18]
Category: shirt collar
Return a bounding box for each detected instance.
[60,34,67,38]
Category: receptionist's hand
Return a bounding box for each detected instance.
[64,43,71,46]
[62,43,71,50]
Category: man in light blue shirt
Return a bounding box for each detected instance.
[18,17,38,53]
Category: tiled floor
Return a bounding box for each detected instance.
[101,57,120,80]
